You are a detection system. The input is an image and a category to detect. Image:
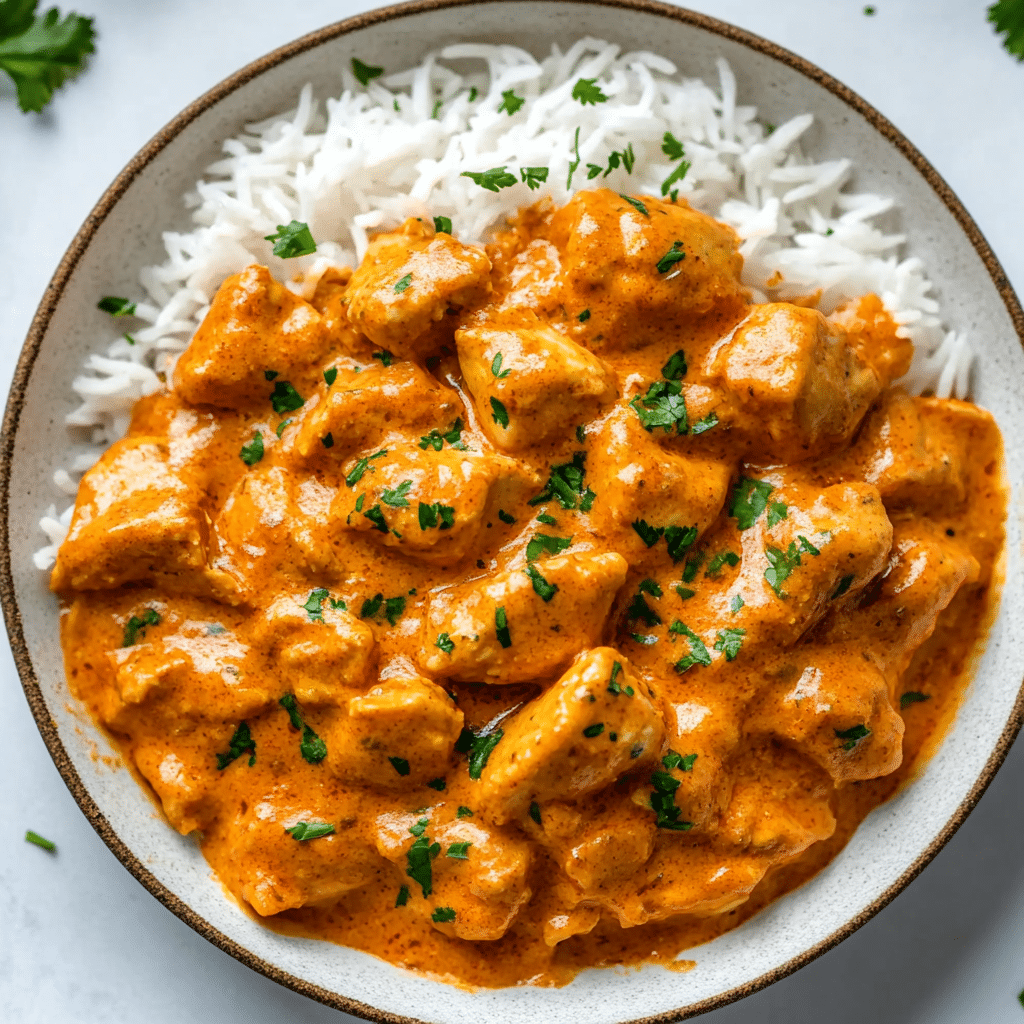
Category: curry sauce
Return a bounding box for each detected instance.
[55,189,1005,988]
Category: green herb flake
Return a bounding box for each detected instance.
[766,501,788,528]
[661,350,688,380]
[520,166,549,190]
[433,215,453,234]
[730,594,745,612]
[372,350,394,367]
[529,451,588,509]
[529,801,541,825]
[661,159,692,197]
[461,166,518,192]
[406,833,440,898]
[497,88,525,114]
[682,549,705,583]
[578,308,591,322]
[730,477,774,530]
[670,621,712,673]
[572,77,608,105]
[240,432,264,466]
[323,366,338,387]
[456,727,504,779]
[320,432,334,450]
[713,627,746,661]
[836,723,871,751]
[24,830,56,851]
[629,379,688,434]
[901,691,931,709]
[264,221,317,259]
[302,587,329,622]
[279,694,327,764]
[620,194,649,217]
[690,411,719,435]
[216,721,257,769]
[97,296,135,317]
[490,396,510,428]
[395,885,410,907]
[394,273,413,293]
[662,132,686,160]
[427,778,446,792]
[432,906,457,923]
[536,513,557,526]
[832,574,856,600]
[526,533,572,561]
[276,419,292,438]
[524,564,558,602]
[566,126,582,189]
[491,351,512,379]
[286,821,336,841]
[384,596,406,626]
[675,586,695,601]
[626,589,661,628]
[446,841,472,859]
[363,504,388,532]
[656,241,686,274]
[583,723,605,739]
[632,519,664,548]
[270,380,305,413]
[381,479,413,508]
[495,606,512,648]
[457,805,474,819]
[389,756,411,776]
[498,509,516,525]
[434,632,455,655]
[662,750,697,772]
[665,525,698,563]
[122,608,160,647]
[705,550,739,578]
[351,57,384,85]
[631,633,658,645]
[649,770,693,831]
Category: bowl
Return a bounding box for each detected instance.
[4,1,1024,1021]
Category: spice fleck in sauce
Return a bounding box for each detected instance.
[54,190,1006,988]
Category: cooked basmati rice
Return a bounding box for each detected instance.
[33,38,973,570]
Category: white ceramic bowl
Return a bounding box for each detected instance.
[4,2,1024,1021]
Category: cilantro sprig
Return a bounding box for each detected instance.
[462,166,517,192]
[990,0,1024,59]
[264,221,317,259]
[279,694,327,764]
[455,727,504,779]
[216,722,256,770]
[572,77,608,105]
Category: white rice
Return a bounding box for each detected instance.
[33,38,973,571]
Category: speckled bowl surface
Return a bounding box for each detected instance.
[4,2,1023,1021]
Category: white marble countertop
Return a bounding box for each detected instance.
[2,1,1023,1020]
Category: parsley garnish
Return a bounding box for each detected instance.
[690,411,719,435]
[518,165,551,193]
[276,419,292,438]
[491,352,511,379]
[321,433,334,449]
[433,215,453,234]
[495,606,511,648]
[670,621,711,673]
[661,159,691,197]
[457,806,474,818]
[279,694,327,764]
[526,533,572,561]
[456,727,504,779]
[432,906,457,922]
[461,166,517,192]
[497,88,524,114]
[346,448,387,486]
[0,4,95,114]
[567,125,582,189]
[583,723,604,738]
[394,273,413,293]
[530,451,589,509]
[730,594,745,612]
[529,802,541,825]
[631,633,658,645]
[122,608,159,647]
[216,722,256,769]
[324,367,338,386]
[418,418,464,451]
[836,723,871,751]
[655,241,686,274]
[383,596,406,626]
[24,830,55,851]
[620,194,648,217]
[607,661,635,697]
[286,821,336,841]
[240,432,264,466]
[649,769,693,831]
[630,379,688,433]
[351,57,384,85]
[395,885,410,907]
[662,751,697,771]
[372,350,394,367]
[626,587,661,628]
[97,296,135,317]
[600,144,635,176]
[381,479,413,508]
[389,756,411,776]
[832,574,855,600]
[632,519,663,548]
[764,537,821,596]
[490,396,510,428]
[536,513,557,526]
[406,828,441,897]
[572,77,608,104]
[661,350,687,380]
[435,632,455,654]
[713,627,746,661]
[729,477,773,530]
[363,504,388,532]
[662,132,685,160]
[525,564,558,602]
[705,550,739,577]
[498,509,516,525]
[675,586,695,600]
[427,777,446,791]
[665,525,698,563]
[578,308,591,322]
[270,380,304,413]
[901,692,931,709]
[682,550,705,583]
[446,842,472,859]
[302,588,329,622]
[766,501,788,528]
[418,501,455,530]
[264,221,317,259]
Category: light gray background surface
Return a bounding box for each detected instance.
[1,1,1022,1021]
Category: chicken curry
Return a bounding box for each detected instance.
[54,188,1005,988]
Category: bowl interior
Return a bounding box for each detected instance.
[6,3,1024,1022]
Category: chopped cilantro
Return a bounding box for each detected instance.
[766,501,788,527]
[670,621,712,673]
[662,751,697,771]
[395,885,410,907]
[525,564,558,602]
[661,350,687,380]
[526,533,572,561]
[276,419,292,438]
[661,159,691,197]
[302,588,330,622]
[372,350,394,367]
[433,215,452,234]
[435,632,455,654]
[432,906,457,923]
[498,509,516,525]
[323,366,338,386]
[122,608,159,647]
[381,479,413,508]
[361,593,383,618]
[431,99,442,119]
[406,832,440,897]
[457,805,474,819]
[632,519,664,548]
[713,627,746,661]
[346,448,388,486]
[270,380,304,413]
[836,723,871,751]
[461,166,517,192]
[620,194,649,217]
[446,842,472,859]
[394,273,413,293]
[583,723,605,738]
[521,166,549,190]
[456,727,504,779]
[664,525,698,563]
[764,537,821,596]
[602,144,635,176]
[649,770,693,831]
[690,411,719,435]
[572,77,608,104]
[498,88,525,114]
[662,132,686,160]
[536,513,558,526]
[264,221,317,259]
[389,756,411,776]
[656,241,686,273]
[351,57,384,85]
[490,396,510,428]
[629,379,688,433]
[607,661,632,696]
[832,574,856,600]
[418,501,455,530]
[529,451,588,509]
[901,692,931,709]
[705,550,739,577]
[216,722,256,770]
[286,821,336,841]
[495,606,511,648]
[675,586,695,601]
[529,801,541,825]
[427,777,446,791]
[730,477,773,530]
[363,504,388,532]
[321,433,334,449]
[578,308,591,322]
[566,125,582,189]
[491,352,511,379]
[240,432,264,466]
[97,296,135,317]
[730,594,745,612]
[384,595,406,626]
[631,633,658,645]
[580,487,596,512]
[682,549,705,583]
[638,578,662,597]
[278,694,327,764]
[798,535,821,556]
[626,589,661,628]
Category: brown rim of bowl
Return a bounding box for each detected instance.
[3,0,1023,1020]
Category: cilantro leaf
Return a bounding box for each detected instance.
[239,432,264,466]
[498,88,524,114]
[286,821,336,841]
[351,57,384,85]
[602,144,635,176]
[536,513,557,526]
[491,352,511,379]
[498,509,516,525]
[97,296,135,317]
[278,694,327,763]
[662,750,696,771]
[456,726,504,779]
[490,396,509,428]
[682,549,705,583]
[705,550,739,577]
[529,802,541,825]
[526,533,572,561]
[661,350,687,380]
[629,379,688,433]
[432,906,457,922]
[620,194,648,217]
[406,833,440,897]
[832,573,855,600]
[321,433,334,449]
[345,448,387,486]
[989,0,1024,58]
[302,588,329,622]
[394,273,413,293]
[323,367,338,386]
[276,419,292,438]
[713,627,746,661]
[270,380,305,413]
[766,501,788,528]
[656,241,686,274]
[433,215,452,234]
[670,621,712,673]
[372,350,394,367]
[461,166,517,192]
[572,77,608,104]
[360,593,383,618]
[525,564,558,602]
[901,691,931,709]
[530,451,588,509]
[122,608,159,647]
[384,596,406,626]
[264,220,317,259]
[446,841,472,859]
[626,588,661,628]
[495,606,511,648]
[457,805,474,818]
[662,132,686,160]
[435,632,455,654]
[519,165,549,190]
[661,160,692,197]
[730,594,745,612]
[566,125,581,189]
[0,4,95,113]
[428,778,446,791]
[675,586,695,600]
[389,756,410,776]
[578,309,591,322]
[583,723,604,738]
[649,769,693,830]
[395,885,410,907]
[691,411,719,435]
[729,477,774,530]
[664,525,697,563]
[419,418,464,451]
[835,723,871,751]
[632,519,664,548]
[381,479,413,508]
[363,504,388,532]
[216,722,256,770]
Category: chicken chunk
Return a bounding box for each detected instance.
[308,267,375,358]
[133,743,218,835]
[548,189,747,351]
[455,322,617,450]
[51,436,211,593]
[174,265,331,409]
[292,361,460,464]
[707,303,881,463]
[338,443,536,565]
[345,218,492,358]
[419,553,629,683]
[250,593,377,705]
[324,674,464,788]
[475,649,664,823]
[373,809,531,941]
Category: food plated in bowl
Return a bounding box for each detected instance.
[5,1,1024,1020]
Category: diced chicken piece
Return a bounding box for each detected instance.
[828,292,914,386]
[811,518,980,677]
[51,436,211,593]
[707,303,881,463]
[324,674,463,788]
[475,649,664,823]
[586,405,732,560]
[210,466,339,601]
[547,189,747,351]
[744,644,905,783]
[337,443,537,565]
[133,743,218,835]
[174,265,331,409]
[308,267,376,358]
[103,621,270,733]
[373,809,531,941]
[227,784,383,916]
[250,593,376,704]
[292,361,459,463]
[345,218,492,358]
[418,553,629,684]
[455,322,617,450]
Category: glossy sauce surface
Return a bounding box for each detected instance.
[55,190,1006,988]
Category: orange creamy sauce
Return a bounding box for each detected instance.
[55,189,1006,988]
